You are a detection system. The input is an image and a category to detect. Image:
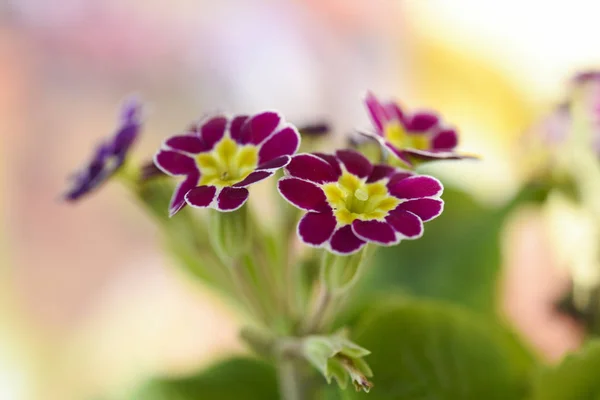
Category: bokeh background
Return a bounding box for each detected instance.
[2,0,600,399]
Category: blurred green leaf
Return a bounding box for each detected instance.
[358,186,545,316]
[129,357,279,400]
[531,340,600,400]
[349,300,536,400]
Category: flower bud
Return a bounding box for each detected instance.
[302,332,373,392]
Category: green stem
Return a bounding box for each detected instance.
[278,358,305,400]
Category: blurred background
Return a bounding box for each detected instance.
[2,0,600,399]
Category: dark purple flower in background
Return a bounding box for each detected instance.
[64,96,143,201]
[362,91,473,168]
[278,149,444,255]
[298,122,330,137]
[154,111,300,216]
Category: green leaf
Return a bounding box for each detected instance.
[349,300,536,400]
[351,185,548,318]
[129,357,279,400]
[531,340,600,400]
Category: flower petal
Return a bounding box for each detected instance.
[406,111,439,132]
[185,185,217,209]
[313,152,342,177]
[200,116,227,149]
[216,187,249,211]
[169,173,199,216]
[248,111,281,145]
[298,211,336,246]
[367,164,397,183]
[165,135,206,154]
[258,125,300,164]
[335,149,373,178]
[258,155,290,171]
[431,128,458,150]
[328,225,366,255]
[404,149,473,164]
[233,170,273,187]
[278,177,329,212]
[365,92,386,134]
[154,150,197,176]
[388,175,443,199]
[230,115,250,144]
[352,220,398,245]
[398,198,444,222]
[383,101,405,123]
[286,153,338,183]
[386,209,423,238]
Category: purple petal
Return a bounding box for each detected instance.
[404,149,473,164]
[298,122,330,137]
[298,211,336,246]
[258,155,290,171]
[286,153,338,183]
[352,220,398,245]
[335,149,373,178]
[165,135,206,154]
[398,198,444,222]
[248,112,281,145]
[154,150,197,176]
[119,95,143,124]
[387,170,414,186]
[278,177,329,212]
[383,101,406,124]
[169,173,199,216]
[365,92,386,134]
[367,164,397,183]
[431,128,458,150]
[328,225,366,255]
[386,209,423,238]
[231,115,250,144]
[313,152,342,177]
[388,175,443,199]
[233,170,273,187]
[217,187,249,211]
[258,125,300,164]
[405,111,439,133]
[200,116,227,149]
[185,185,217,209]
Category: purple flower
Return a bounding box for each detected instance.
[298,122,330,137]
[154,111,301,216]
[278,149,444,255]
[64,96,142,201]
[363,91,471,168]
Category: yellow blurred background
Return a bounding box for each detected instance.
[2,1,599,399]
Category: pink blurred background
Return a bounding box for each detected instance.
[2,1,599,398]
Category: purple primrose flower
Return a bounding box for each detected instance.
[154,111,301,216]
[64,96,142,201]
[363,91,471,168]
[278,149,444,255]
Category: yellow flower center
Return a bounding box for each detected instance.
[196,136,258,187]
[384,122,430,151]
[322,172,400,225]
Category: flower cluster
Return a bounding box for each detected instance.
[64,96,142,201]
[363,91,470,168]
[64,89,476,397]
[278,150,443,254]
[154,112,300,216]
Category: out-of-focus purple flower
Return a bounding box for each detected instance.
[298,122,330,137]
[362,91,472,168]
[278,150,443,255]
[154,111,300,216]
[64,96,143,201]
